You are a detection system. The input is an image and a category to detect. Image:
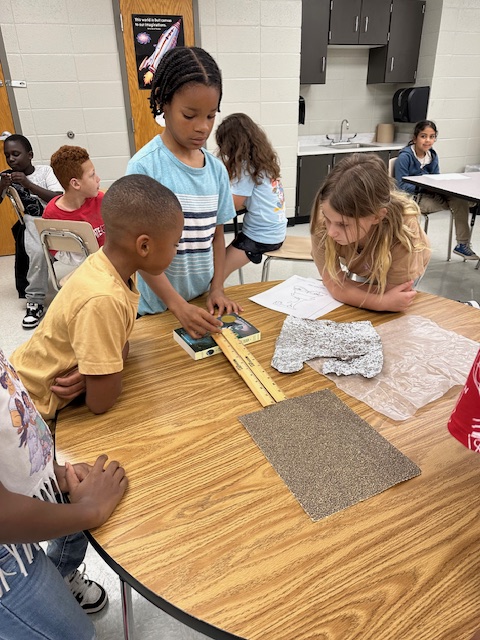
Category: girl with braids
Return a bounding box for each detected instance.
[126,46,241,339]
[310,153,431,312]
[215,113,287,278]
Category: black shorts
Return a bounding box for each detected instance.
[231,232,284,264]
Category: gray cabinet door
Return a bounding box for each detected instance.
[329,0,362,44]
[358,0,391,45]
[330,0,389,45]
[300,0,330,84]
[385,0,425,82]
[367,0,425,84]
[296,155,333,220]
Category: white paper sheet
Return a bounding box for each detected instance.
[250,275,343,319]
[426,173,470,180]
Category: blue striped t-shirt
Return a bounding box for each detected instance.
[126,135,235,315]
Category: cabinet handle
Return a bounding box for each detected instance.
[327,164,331,173]
[390,56,395,72]
[364,16,369,32]
[354,15,359,32]
[322,56,326,73]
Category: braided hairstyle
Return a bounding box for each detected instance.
[149,46,223,118]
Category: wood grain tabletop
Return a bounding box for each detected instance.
[56,283,480,640]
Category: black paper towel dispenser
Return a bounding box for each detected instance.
[393,86,430,123]
[299,95,305,125]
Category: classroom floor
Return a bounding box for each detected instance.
[1,213,479,639]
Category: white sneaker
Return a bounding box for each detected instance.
[64,563,108,614]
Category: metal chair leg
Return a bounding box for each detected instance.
[447,212,454,262]
[261,256,273,282]
[120,578,135,640]
[423,214,429,234]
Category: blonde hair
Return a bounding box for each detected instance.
[310,153,427,294]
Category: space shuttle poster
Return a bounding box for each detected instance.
[132,14,185,90]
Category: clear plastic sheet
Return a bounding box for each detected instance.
[307,315,479,421]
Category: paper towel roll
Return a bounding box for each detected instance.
[376,124,395,143]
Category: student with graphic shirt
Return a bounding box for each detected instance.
[0,135,62,327]
[126,46,241,340]
[215,112,287,278]
[43,145,106,267]
[395,120,478,261]
[0,348,128,639]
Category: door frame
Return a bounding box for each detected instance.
[0,28,21,135]
[111,0,200,157]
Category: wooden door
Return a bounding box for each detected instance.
[0,59,17,256]
[117,0,195,152]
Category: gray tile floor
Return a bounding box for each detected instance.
[1,213,479,639]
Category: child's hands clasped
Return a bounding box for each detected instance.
[383,280,417,312]
[51,367,86,401]
[65,454,128,529]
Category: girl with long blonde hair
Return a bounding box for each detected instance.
[310,153,430,312]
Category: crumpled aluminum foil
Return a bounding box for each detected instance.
[271,316,383,378]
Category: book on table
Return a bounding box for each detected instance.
[173,313,261,360]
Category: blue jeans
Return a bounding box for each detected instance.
[47,531,88,578]
[0,544,95,640]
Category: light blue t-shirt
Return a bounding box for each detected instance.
[126,135,235,315]
[232,170,286,244]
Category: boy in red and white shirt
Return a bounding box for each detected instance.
[43,146,105,266]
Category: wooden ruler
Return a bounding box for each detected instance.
[213,328,287,407]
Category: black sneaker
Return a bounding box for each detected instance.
[22,303,44,330]
[64,564,108,614]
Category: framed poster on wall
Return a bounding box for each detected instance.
[114,0,196,152]
[132,14,185,90]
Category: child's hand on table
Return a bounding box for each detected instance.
[175,301,224,339]
[65,454,128,528]
[383,280,417,312]
[207,287,243,317]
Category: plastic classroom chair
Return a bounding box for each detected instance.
[34,218,99,291]
[261,235,313,282]
[5,186,25,223]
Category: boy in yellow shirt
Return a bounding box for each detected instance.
[11,173,183,423]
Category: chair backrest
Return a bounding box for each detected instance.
[6,186,25,223]
[34,218,100,255]
[388,157,396,179]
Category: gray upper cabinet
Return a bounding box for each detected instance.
[300,0,330,84]
[367,0,426,83]
[329,0,391,46]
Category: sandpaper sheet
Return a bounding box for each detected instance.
[239,390,421,521]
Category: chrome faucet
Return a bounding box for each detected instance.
[325,119,357,145]
[339,119,349,143]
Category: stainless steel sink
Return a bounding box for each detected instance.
[319,142,380,150]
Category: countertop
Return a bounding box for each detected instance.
[298,133,407,157]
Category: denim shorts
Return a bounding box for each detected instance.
[232,231,284,264]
